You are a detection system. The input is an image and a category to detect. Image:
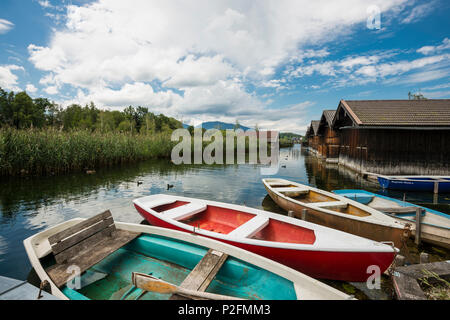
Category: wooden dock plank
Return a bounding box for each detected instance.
[392,272,427,300]
[395,261,450,279]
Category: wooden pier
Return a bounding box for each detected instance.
[392,260,450,300]
[0,275,59,300]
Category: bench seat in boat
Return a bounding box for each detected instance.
[310,201,348,209]
[266,180,292,186]
[228,216,269,239]
[140,197,177,209]
[45,211,140,288]
[163,202,207,221]
[273,187,309,194]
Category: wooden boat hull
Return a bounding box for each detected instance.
[333,190,450,249]
[262,180,407,249]
[24,218,351,300]
[378,176,450,192]
[134,196,396,282]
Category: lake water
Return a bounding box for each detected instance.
[1,144,449,297]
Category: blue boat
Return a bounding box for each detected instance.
[24,211,350,300]
[333,189,450,249]
[377,175,450,193]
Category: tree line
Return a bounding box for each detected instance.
[0,87,183,134]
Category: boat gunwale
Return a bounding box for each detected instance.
[23,219,352,301]
[133,194,396,253]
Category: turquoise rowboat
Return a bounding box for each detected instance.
[23,211,350,300]
[333,190,450,249]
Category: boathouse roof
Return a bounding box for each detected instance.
[334,99,450,128]
[322,110,336,127]
[311,120,321,135]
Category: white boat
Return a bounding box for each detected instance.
[262,178,409,248]
[134,194,397,282]
[23,211,351,300]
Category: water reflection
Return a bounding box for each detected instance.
[0,144,448,281]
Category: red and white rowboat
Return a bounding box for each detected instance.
[133,194,397,282]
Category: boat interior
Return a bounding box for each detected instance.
[265,181,371,218]
[42,212,297,300]
[150,199,317,244]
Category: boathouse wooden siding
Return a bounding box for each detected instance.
[331,99,450,175]
[337,127,450,174]
[317,110,339,160]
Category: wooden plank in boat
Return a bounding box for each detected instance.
[141,197,177,209]
[273,187,309,194]
[170,249,228,300]
[51,217,114,255]
[45,211,140,287]
[163,202,206,221]
[47,229,140,288]
[49,210,112,245]
[228,216,269,238]
[311,201,348,209]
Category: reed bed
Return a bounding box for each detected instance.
[0,128,175,176]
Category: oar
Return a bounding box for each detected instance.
[132,272,244,300]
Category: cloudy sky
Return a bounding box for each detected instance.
[0,0,449,133]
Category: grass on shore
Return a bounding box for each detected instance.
[0,128,175,176]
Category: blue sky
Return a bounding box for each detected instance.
[0,0,449,133]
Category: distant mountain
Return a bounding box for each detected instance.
[280,132,303,139]
[182,123,190,129]
[195,121,251,130]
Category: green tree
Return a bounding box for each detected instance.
[11,91,36,128]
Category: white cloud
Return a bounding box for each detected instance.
[0,19,14,34]
[27,0,411,132]
[38,0,53,8]
[0,65,23,91]
[287,50,449,88]
[401,2,435,24]
[73,82,181,110]
[26,84,38,93]
[44,86,59,95]
[417,38,450,55]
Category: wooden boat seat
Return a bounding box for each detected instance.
[170,249,229,300]
[267,181,292,186]
[273,187,309,194]
[45,211,140,288]
[141,197,177,209]
[228,215,269,238]
[163,202,207,221]
[311,201,348,209]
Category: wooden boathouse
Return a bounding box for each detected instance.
[304,99,450,175]
[332,99,450,175]
[316,110,340,163]
[305,120,321,154]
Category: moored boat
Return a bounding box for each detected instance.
[134,194,397,282]
[262,178,409,248]
[333,189,450,249]
[23,210,351,300]
[377,175,450,192]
